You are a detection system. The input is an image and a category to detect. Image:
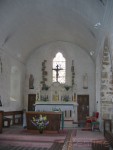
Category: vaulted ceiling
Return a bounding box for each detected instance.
[0,0,108,63]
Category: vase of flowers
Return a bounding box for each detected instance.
[31,115,49,134]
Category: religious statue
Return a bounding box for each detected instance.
[29,74,34,89]
[53,91,59,101]
[83,73,88,89]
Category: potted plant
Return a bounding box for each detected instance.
[31,115,49,133]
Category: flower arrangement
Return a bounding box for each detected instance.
[63,95,70,102]
[31,115,49,133]
[41,95,49,101]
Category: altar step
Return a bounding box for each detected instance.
[0,126,66,149]
[73,139,92,149]
[63,120,72,128]
[63,120,87,129]
[0,133,51,149]
[0,145,49,150]
[0,138,51,150]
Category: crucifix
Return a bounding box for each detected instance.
[52,64,63,82]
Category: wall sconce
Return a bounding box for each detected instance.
[83,73,88,89]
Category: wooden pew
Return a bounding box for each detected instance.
[3,111,23,127]
[92,139,109,150]
[3,117,11,127]
[104,130,113,149]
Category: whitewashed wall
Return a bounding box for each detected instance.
[0,49,25,111]
[25,41,95,115]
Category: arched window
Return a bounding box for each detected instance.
[10,66,20,101]
[52,52,66,83]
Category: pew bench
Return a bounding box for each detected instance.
[3,117,12,127]
[104,130,113,149]
[3,111,23,127]
[92,139,109,150]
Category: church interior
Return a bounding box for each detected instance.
[0,0,113,149]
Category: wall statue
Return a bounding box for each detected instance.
[29,74,34,89]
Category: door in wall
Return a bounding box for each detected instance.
[77,95,89,124]
[28,94,36,111]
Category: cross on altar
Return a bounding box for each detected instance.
[52,64,63,82]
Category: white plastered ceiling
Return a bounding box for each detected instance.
[0,0,108,63]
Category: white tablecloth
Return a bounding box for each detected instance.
[35,104,74,112]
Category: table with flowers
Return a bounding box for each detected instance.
[26,111,62,132]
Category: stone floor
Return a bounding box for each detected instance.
[0,125,105,150]
[73,129,104,150]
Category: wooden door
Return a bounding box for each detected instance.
[77,95,89,122]
[28,94,36,111]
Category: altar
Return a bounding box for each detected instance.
[34,81,78,128]
[35,103,74,112]
[35,103,77,128]
[26,111,62,131]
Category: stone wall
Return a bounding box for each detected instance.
[101,45,113,120]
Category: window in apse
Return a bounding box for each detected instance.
[52,52,66,83]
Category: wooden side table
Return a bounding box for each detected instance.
[103,119,112,135]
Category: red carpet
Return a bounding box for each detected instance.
[0,126,67,148]
[2,126,68,136]
[0,126,104,150]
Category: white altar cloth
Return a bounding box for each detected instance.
[35,104,74,112]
